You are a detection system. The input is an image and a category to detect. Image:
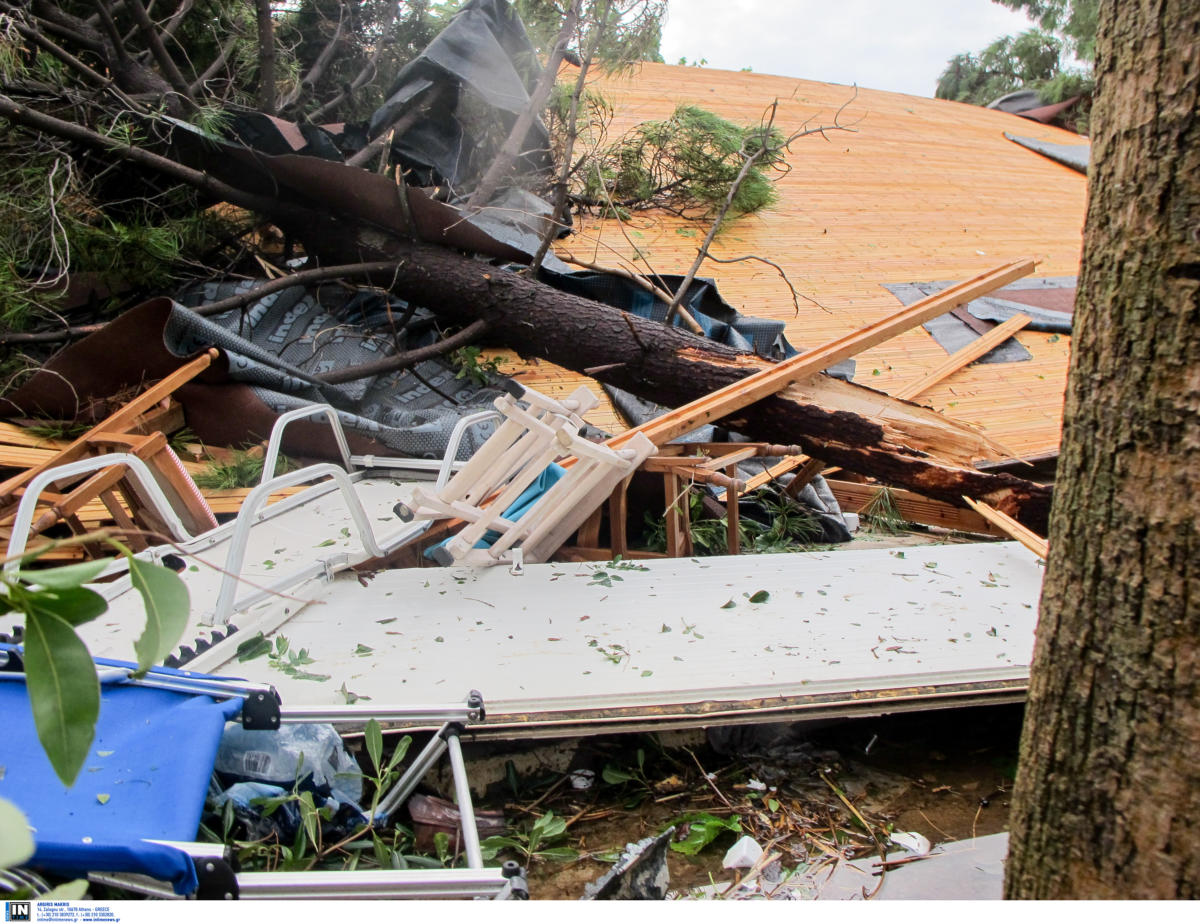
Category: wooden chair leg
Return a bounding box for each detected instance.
[609,476,632,559]
[664,472,692,558]
[725,463,740,555]
[576,505,603,549]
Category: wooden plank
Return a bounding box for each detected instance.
[724,463,740,555]
[576,505,603,548]
[607,260,1036,451]
[0,422,70,450]
[0,441,209,478]
[961,496,1049,559]
[0,348,219,499]
[782,457,827,499]
[893,313,1033,401]
[826,479,1007,537]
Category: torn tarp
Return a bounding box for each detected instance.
[2,293,511,463]
[886,276,1076,363]
[1004,132,1089,174]
[370,0,552,195]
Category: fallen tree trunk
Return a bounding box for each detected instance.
[0,99,1052,530]
[293,223,1052,530]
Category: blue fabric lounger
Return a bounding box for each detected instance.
[0,655,241,895]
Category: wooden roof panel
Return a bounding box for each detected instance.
[509,63,1087,458]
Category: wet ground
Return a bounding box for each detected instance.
[458,702,1025,899]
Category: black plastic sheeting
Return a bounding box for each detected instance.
[370,0,551,195]
[885,276,1075,363]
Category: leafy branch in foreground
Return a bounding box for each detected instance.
[0,536,190,786]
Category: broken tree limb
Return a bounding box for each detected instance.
[314,318,490,385]
[192,261,405,317]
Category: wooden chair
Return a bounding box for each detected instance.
[0,351,219,554]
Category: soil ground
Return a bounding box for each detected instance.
[463,702,1025,899]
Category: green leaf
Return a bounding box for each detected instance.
[236,633,271,661]
[602,765,635,784]
[9,585,108,627]
[298,791,319,848]
[96,793,110,804]
[364,718,383,775]
[748,590,770,603]
[535,847,579,861]
[534,812,567,839]
[354,643,374,656]
[668,812,741,856]
[18,558,112,590]
[385,734,413,774]
[315,539,336,548]
[0,797,34,868]
[127,556,189,675]
[479,836,522,860]
[720,599,736,609]
[23,609,100,786]
[282,669,329,682]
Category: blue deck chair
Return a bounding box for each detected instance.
[0,645,522,900]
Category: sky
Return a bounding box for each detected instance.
[659,0,1038,99]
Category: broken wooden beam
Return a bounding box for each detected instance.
[893,313,1033,401]
[962,495,1049,558]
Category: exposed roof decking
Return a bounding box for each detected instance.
[505,63,1086,459]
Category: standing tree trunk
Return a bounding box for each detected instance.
[1005,0,1200,899]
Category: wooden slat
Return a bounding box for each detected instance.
[0,422,71,450]
[826,479,1007,537]
[607,260,1036,450]
[0,440,211,478]
[715,454,809,501]
[783,457,827,499]
[893,314,1033,401]
[961,496,1049,559]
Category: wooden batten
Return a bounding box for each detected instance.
[894,313,1034,401]
[961,496,1049,559]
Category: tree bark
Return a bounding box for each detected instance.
[1005,0,1200,898]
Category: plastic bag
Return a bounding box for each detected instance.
[214,723,363,804]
